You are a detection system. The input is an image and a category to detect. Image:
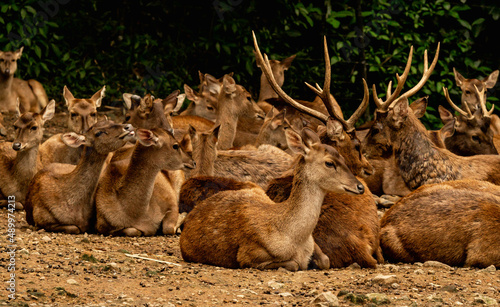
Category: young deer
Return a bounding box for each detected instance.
[180,127,364,271]
[39,86,106,165]
[24,121,135,233]
[380,179,500,268]
[0,100,55,209]
[95,127,195,236]
[0,47,48,112]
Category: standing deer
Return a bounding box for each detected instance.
[0,47,48,112]
[255,32,383,268]
[380,179,500,268]
[0,100,55,209]
[24,121,136,233]
[95,125,195,236]
[180,127,365,271]
[39,86,106,165]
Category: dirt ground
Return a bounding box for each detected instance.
[1,108,499,306]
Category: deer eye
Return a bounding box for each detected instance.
[325,161,336,168]
[91,112,97,117]
[30,126,38,131]
[70,113,78,118]
[207,106,214,111]
[465,90,472,95]
[95,131,106,137]
[472,135,481,143]
[173,144,179,150]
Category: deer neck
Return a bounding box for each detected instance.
[393,115,461,190]
[12,145,40,187]
[280,158,325,243]
[0,74,14,99]
[216,115,238,150]
[191,147,216,177]
[117,144,161,211]
[66,146,108,189]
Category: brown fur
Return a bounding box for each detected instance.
[0,113,6,137]
[0,101,55,209]
[24,121,135,233]
[95,128,195,236]
[39,86,105,165]
[380,179,500,267]
[0,47,48,112]
[180,128,364,271]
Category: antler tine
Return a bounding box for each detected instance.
[443,87,473,120]
[252,31,329,123]
[345,78,370,132]
[373,46,414,111]
[394,42,441,105]
[475,84,495,117]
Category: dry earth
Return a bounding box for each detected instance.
[1,108,499,307]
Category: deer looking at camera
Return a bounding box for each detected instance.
[380,179,500,268]
[182,72,225,122]
[24,121,136,233]
[0,47,48,113]
[39,86,106,165]
[255,33,383,268]
[0,100,55,209]
[180,127,365,271]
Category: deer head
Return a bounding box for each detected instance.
[453,68,499,114]
[63,85,105,134]
[0,47,23,77]
[254,52,296,101]
[12,99,55,151]
[182,73,223,121]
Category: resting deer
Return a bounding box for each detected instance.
[380,179,500,268]
[0,47,48,112]
[39,86,106,165]
[453,68,499,134]
[255,33,383,268]
[182,72,223,121]
[0,100,55,209]
[180,127,365,271]
[95,124,195,236]
[24,121,136,233]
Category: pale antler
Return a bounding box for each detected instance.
[475,84,495,117]
[443,87,474,120]
[252,31,329,123]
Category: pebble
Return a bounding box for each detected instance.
[310,291,339,306]
[366,293,391,305]
[66,279,78,285]
[279,292,293,297]
[478,265,497,273]
[474,295,498,305]
[267,280,284,289]
[41,235,51,242]
[423,261,452,270]
[371,274,398,286]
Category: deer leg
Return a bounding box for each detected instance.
[46,225,81,234]
[258,260,300,271]
[120,227,143,237]
[310,243,330,270]
[161,210,179,235]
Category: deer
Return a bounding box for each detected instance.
[438,85,498,155]
[38,85,106,165]
[453,68,499,134]
[0,112,6,138]
[95,120,196,236]
[180,127,365,271]
[0,99,55,210]
[380,179,500,268]
[254,32,383,268]
[24,120,136,233]
[0,47,48,113]
[364,44,500,191]
[181,72,223,121]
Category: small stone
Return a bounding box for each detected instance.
[423,261,452,270]
[366,293,391,305]
[267,280,284,289]
[474,295,498,305]
[311,291,339,306]
[414,269,425,275]
[478,265,496,273]
[279,292,293,297]
[442,285,458,293]
[348,262,361,269]
[66,279,78,285]
[41,235,51,242]
[371,274,398,286]
[391,283,399,289]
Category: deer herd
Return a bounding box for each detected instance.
[1,32,499,271]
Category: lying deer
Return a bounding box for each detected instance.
[255,33,383,267]
[182,72,223,121]
[453,68,499,134]
[24,121,136,233]
[180,127,365,271]
[95,126,195,236]
[0,47,48,112]
[0,100,55,209]
[380,179,500,268]
[39,86,106,165]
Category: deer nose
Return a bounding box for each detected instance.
[356,184,365,194]
[123,124,133,131]
[12,142,22,151]
[4,68,10,75]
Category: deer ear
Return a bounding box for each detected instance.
[62,132,89,148]
[409,96,428,118]
[440,119,456,139]
[326,117,344,141]
[63,85,75,107]
[438,105,454,125]
[391,97,409,129]
[198,71,205,84]
[180,131,193,154]
[453,68,465,88]
[285,128,307,155]
[122,93,133,110]
[184,84,199,102]
[270,109,286,130]
[222,74,236,95]
[301,127,321,149]
[41,100,56,123]
[162,90,181,114]
[137,129,159,147]
[91,85,106,108]
[14,47,23,59]
[483,70,499,89]
[211,124,221,140]
[281,54,296,70]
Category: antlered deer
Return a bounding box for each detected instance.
[380,179,500,268]
[95,125,195,236]
[39,86,106,165]
[0,47,48,112]
[24,121,135,233]
[180,127,365,271]
[0,100,55,209]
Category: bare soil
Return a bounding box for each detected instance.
[1,109,499,307]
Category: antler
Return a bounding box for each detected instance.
[252,31,329,123]
[443,87,474,120]
[475,84,495,117]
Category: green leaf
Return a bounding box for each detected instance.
[472,18,485,26]
[443,2,450,10]
[458,19,471,30]
[34,45,42,58]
